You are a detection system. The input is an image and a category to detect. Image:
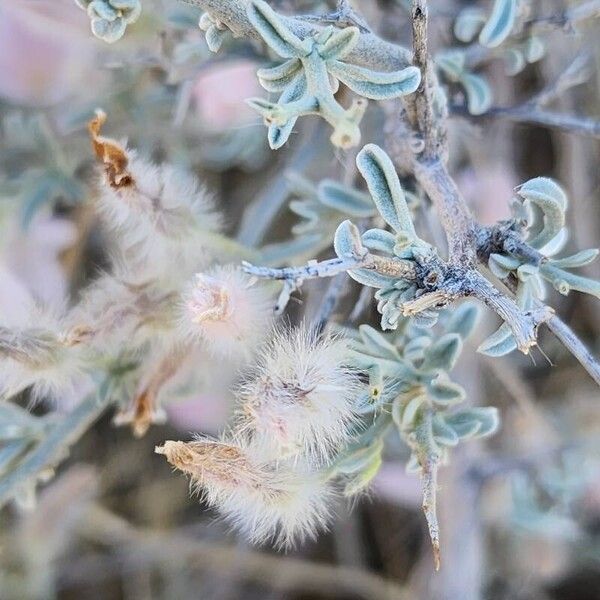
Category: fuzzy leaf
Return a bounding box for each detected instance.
[525,36,545,63]
[257,59,302,92]
[443,407,499,439]
[328,61,421,100]
[435,50,466,81]
[247,0,311,58]
[454,8,486,42]
[347,269,396,289]
[317,180,374,216]
[460,72,492,115]
[489,252,520,279]
[428,378,466,406]
[444,303,479,339]
[318,26,360,61]
[334,219,364,259]
[479,0,517,49]
[432,415,459,446]
[540,264,600,299]
[358,325,400,360]
[356,144,416,234]
[504,48,525,76]
[518,177,567,249]
[477,322,516,356]
[421,333,462,372]
[550,248,599,269]
[361,228,396,254]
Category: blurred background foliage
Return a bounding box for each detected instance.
[0,0,600,599]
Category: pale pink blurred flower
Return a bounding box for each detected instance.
[3,213,76,309]
[193,60,262,130]
[0,0,93,106]
[456,165,516,225]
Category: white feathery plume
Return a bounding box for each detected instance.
[0,305,85,401]
[89,110,222,282]
[66,272,179,353]
[236,327,361,465]
[179,265,273,358]
[155,436,334,548]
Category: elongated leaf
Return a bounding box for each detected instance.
[550,248,599,269]
[432,415,459,447]
[479,0,517,49]
[356,144,416,234]
[504,48,525,76]
[444,303,479,338]
[460,72,492,115]
[318,26,359,61]
[361,228,396,254]
[421,333,462,372]
[477,322,516,356]
[518,177,567,249]
[540,264,600,299]
[428,378,466,406]
[328,61,421,100]
[454,7,486,42]
[257,58,302,92]
[359,324,400,360]
[334,219,364,259]
[247,0,311,58]
[317,180,374,216]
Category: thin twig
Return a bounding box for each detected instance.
[183,0,411,70]
[451,105,600,139]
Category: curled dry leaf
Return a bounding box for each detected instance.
[87,109,133,189]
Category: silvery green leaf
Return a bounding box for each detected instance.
[318,26,360,60]
[454,7,486,42]
[91,17,126,43]
[428,378,466,406]
[343,450,383,496]
[550,248,599,269]
[335,439,383,475]
[268,120,296,149]
[435,50,465,81]
[403,335,431,361]
[246,97,278,117]
[334,219,364,258]
[317,180,374,216]
[477,322,516,356]
[444,303,479,339]
[205,25,225,52]
[489,252,520,279]
[518,177,567,249]
[361,228,396,254]
[359,324,400,360]
[396,395,426,430]
[247,0,312,58]
[525,36,545,63]
[445,407,499,439]
[356,144,416,234]
[348,268,397,289]
[504,48,526,76]
[405,453,421,474]
[538,227,568,256]
[479,0,517,48]
[89,1,118,21]
[257,59,302,92]
[540,264,600,299]
[199,12,212,30]
[460,72,492,115]
[411,310,440,329]
[327,62,421,100]
[432,415,459,447]
[421,333,462,372]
